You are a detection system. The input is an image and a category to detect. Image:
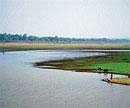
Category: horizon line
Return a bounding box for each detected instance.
[0,32,130,40]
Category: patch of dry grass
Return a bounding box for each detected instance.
[110,78,130,85]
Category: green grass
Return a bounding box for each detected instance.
[1,43,130,75]
[87,62,130,75]
[35,52,130,75]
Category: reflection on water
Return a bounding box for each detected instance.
[0,50,130,108]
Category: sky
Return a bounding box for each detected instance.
[0,0,130,38]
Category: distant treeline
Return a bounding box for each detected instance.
[0,33,130,43]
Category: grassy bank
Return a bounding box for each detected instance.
[35,52,130,75]
[35,51,130,85]
[0,42,130,51]
[1,42,130,85]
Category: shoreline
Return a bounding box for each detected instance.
[0,42,130,52]
[0,42,130,86]
[34,51,130,85]
[0,48,130,53]
[102,78,130,86]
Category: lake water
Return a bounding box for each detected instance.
[0,50,130,108]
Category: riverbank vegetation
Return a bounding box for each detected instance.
[1,33,130,43]
[35,51,130,85]
[0,41,130,85]
[0,42,130,51]
[35,52,130,75]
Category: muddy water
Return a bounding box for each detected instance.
[0,50,130,108]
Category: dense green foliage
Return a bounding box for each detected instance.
[0,33,130,43]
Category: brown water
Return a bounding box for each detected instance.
[0,50,130,108]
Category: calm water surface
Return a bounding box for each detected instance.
[0,50,130,108]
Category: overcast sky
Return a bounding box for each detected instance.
[0,0,130,38]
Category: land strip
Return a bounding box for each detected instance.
[0,42,130,51]
[34,51,130,85]
[0,42,130,85]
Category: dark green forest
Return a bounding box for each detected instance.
[0,33,130,43]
